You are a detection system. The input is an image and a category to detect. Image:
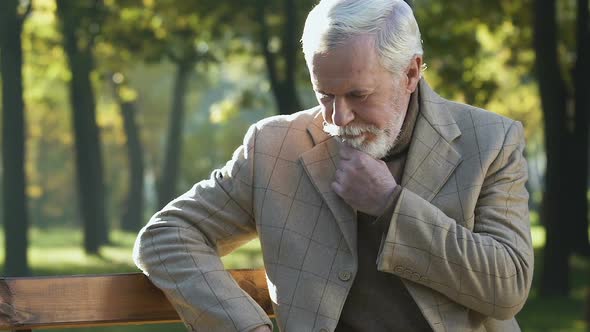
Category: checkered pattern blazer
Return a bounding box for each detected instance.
[134,80,533,332]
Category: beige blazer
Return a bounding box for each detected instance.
[134,80,533,332]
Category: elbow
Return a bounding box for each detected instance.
[132,221,169,275]
[132,226,152,274]
[487,282,529,320]
[132,211,183,275]
[491,299,526,321]
[491,257,533,320]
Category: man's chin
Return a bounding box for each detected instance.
[342,141,388,159]
[341,137,365,147]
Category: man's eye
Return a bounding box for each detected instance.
[318,93,333,101]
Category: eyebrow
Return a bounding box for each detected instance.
[314,88,372,95]
[347,89,371,95]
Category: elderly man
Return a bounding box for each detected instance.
[133,0,533,331]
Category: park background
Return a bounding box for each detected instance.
[1,0,589,331]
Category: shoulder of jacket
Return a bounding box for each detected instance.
[442,100,518,136]
[254,106,321,131]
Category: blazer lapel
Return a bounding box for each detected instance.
[300,113,357,255]
[298,79,464,254]
[402,80,462,202]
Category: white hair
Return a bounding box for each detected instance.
[302,0,424,75]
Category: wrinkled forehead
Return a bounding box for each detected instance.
[309,36,384,90]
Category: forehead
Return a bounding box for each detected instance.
[310,36,385,92]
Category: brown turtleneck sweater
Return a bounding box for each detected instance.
[336,88,432,332]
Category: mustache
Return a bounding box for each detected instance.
[322,122,382,137]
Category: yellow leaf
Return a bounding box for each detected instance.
[119,86,138,102]
[28,185,44,199]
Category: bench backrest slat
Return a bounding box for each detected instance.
[0,269,272,330]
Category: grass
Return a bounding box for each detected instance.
[0,228,264,275]
[0,226,588,332]
[517,254,589,332]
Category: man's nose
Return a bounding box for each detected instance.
[332,97,354,127]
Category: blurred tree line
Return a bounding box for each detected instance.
[0,0,588,299]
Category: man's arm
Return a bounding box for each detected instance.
[377,121,533,320]
[133,125,273,332]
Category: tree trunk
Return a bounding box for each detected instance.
[0,0,31,277]
[115,88,145,232]
[120,102,145,232]
[257,0,282,110]
[281,0,301,115]
[535,0,571,296]
[157,61,192,209]
[57,0,109,254]
[257,0,301,115]
[569,0,590,257]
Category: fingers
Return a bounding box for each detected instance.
[334,168,343,183]
[332,167,350,199]
[339,143,354,160]
[335,163,358,185]
[331,180,343,196]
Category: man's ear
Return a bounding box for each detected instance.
[405,56,423,93]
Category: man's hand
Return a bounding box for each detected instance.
[332,144,397,216]
[250,325,272,332]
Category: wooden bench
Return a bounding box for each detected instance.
[0,269,272,331]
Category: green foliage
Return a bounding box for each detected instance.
[180,53,275,185]
[14,0,283,225]
[101,0,227,65]
[417,0,541,142]
[21,0,77,227]
[414,0,545,198]
[0,0,556,247]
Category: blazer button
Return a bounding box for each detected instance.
[338,271,352,281]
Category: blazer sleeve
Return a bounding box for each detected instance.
[133,124,272,332]
[377,121,533,320]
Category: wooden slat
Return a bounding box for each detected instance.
[0,269,272,330]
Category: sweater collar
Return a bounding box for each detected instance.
[382,86,420,161]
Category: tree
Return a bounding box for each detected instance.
[104,0,226,208]
[110,74,145,232]
[56,0,109,253]
[569,0,590,257]
[535,0,590,296]
[255,0,304,115]
[157,51,199,208]
[0,0,32,276]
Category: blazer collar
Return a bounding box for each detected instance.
[401,80,462,201]
[417,79,462,142]
[299,80,463,253]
